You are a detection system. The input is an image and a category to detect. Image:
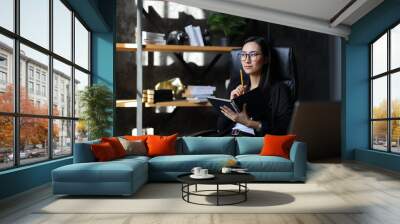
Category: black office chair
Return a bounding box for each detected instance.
[191,46,297,136]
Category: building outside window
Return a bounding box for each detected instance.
[370,23,400,154]
[0,71,6,85]
[41,85,46,97]
[41,73,46,83]
[28,81,34,94]
[0,54,7,89]
[35,70,40,81]
[0,0,91,170]
[0,54,7,67]
[28,66,34,79]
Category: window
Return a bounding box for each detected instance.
[0,116,13,170]
[28,81,34,94]
[42,85,46,97]
[75,18,90,70]
[74,69,89,118]
[41,73,46,83]
[29,67,34,80]
[53,59,72,117]
[53,0,72,60]
[53,119,72,158]
[0,54,7,88]
[0,71,6,85]
[0,0,14,32]
[20,0,49,49]
[35,83,40,95]
[35,70,41,81]
[0,0,91,170]
[370,23,400,154]
[0,55,7,67]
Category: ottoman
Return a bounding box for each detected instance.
[52,158,148,196]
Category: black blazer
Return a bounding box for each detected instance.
[217,81,294,136]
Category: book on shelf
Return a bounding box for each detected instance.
[142,89,173,103]
[193,26,204,46]
[139,31,166,45]
[186,96,212,103]
[184,85,216,96]
[184,25,204,46]
[143,39,166,45]
[183,85,215,103]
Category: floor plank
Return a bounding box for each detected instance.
[1,161,400,224]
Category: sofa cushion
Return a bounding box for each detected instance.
[179,137,235,155]
[236,137,263,155]
[236,155,293,172]
[91,142,118,161]
[101,137,127,158]
[118,138,147,156]
[148,154,235,172]
[52,159,147,183]
[147,134,178,157]
[260,134,296,159]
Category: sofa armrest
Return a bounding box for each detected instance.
[289,141,307,181]
[73,141,99,163]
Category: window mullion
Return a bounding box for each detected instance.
[71,10,76,154]
[48,0,54,160]
[13,0,21,167]
[370,45,373,149]
[388,30,391,152]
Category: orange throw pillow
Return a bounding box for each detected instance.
[101,137,127,158]
[91,142,117,161]
[259,134,296,159]
[146,134,178,157]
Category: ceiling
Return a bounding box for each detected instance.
[168,0,384,38]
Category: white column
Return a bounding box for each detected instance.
[136,0,143,135]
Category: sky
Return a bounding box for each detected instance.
[371,31,400,108]
[0,0,89,74]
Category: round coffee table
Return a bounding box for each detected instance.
[177,173,255,206]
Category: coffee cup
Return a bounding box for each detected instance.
[200,169,208,176]
[191,167,202,176]
[221,167,232,174]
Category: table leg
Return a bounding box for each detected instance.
[245,183,247,201]
[217,184,219,206]
[187,184,190,202]
[195,184,197,192]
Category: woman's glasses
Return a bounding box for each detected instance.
[240,51,262,61]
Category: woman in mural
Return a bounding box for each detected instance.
[217,36,294,136]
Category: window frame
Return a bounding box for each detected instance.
[0,0,92,171]
[370,20,400,154]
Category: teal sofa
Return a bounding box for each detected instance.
[52,137,307,196]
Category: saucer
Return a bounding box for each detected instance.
[190,174,215,179]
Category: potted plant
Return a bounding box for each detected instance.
[207,13,246,46]
[79,84,113,140]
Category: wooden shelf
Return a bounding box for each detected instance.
[116,99,211,108]
[116,43,240,53]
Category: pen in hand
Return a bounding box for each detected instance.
[240,69,244,86]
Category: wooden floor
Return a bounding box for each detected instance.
[1,161,400,224]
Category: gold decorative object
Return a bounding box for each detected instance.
[155,77,185,98]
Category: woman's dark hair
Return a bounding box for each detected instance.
[242,36,274,95]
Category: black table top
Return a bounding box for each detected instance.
[177,172,255,185]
